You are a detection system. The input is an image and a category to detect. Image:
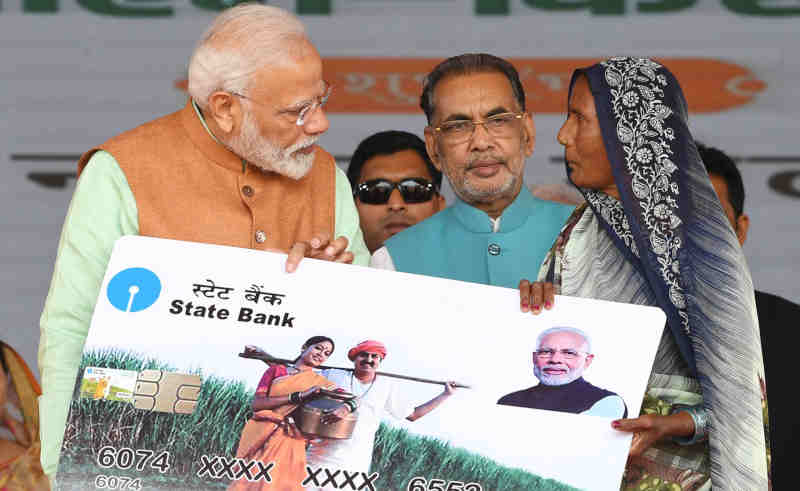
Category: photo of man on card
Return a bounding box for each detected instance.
[497,327,627,418]
[306,340,456,485]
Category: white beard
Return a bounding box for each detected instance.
[227,109,317,180]
[534,364,583,386]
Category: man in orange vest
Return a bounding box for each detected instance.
[38,4,368,482]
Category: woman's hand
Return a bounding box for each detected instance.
[518,280,555,315]
[300,385,324,402]
[612,412,695,456]
[253,385,325,411]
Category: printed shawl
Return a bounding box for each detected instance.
[0,342,49,490]
[568,57,768,489]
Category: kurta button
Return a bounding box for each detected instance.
[488,243,501,256]
[255,230,267,243]
[242,185,254,197]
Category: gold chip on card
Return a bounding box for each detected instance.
[133,370,202,414]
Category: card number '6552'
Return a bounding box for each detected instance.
[407,477,482,491]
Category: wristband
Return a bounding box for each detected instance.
[669,404,708,445]
[290,392,302,404]
[344,399,358,412]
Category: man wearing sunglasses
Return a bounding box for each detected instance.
[347,131,446,253]
[370,54,574,297]
[498,327,626,418]
[37,4,369,482]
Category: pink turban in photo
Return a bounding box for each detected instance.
[347,340,387,361]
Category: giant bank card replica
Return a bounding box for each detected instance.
[57,236,664,491]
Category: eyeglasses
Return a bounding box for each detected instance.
[354,178,437,205]
[534,349,589,360]
[231,81,332,127]
[433,112,525,144]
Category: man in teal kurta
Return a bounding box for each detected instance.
[369,54,573,288]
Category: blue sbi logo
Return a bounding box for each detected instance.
[107,267,162,312]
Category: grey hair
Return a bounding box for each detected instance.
[188,3,308,108]
[536,326,592,354]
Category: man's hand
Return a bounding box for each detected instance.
[612,412,695,457]
[443,382,457,396]
[320,404,351,425]
[286,232,353,273]
[518,280,555,315]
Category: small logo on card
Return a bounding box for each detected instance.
[107,267,162,312]
[80,367,138,402]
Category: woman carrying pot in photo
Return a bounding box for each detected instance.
[229,336,336,491]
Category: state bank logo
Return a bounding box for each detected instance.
[107,267,162,313]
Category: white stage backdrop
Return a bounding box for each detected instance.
[2,0,798,374]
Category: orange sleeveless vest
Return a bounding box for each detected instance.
[77,101,335,252]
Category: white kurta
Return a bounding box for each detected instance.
[306,368,415,476]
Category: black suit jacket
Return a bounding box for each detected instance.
[756,289,800,489]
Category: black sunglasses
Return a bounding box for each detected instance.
[354,178,437,205]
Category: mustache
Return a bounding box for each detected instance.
[359,360,376,367]
[544,363,569,371]
[466,152,505,168]
[287,137,318,154]
[380,211,413,227]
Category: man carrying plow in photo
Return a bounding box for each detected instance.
[306,340,457,489]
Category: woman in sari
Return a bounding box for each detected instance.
[521,57,768,490]
[229,336,336,491]
[0,341,49,490]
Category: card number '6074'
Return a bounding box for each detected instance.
[97,446,171,473]
[94,475,143,490]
